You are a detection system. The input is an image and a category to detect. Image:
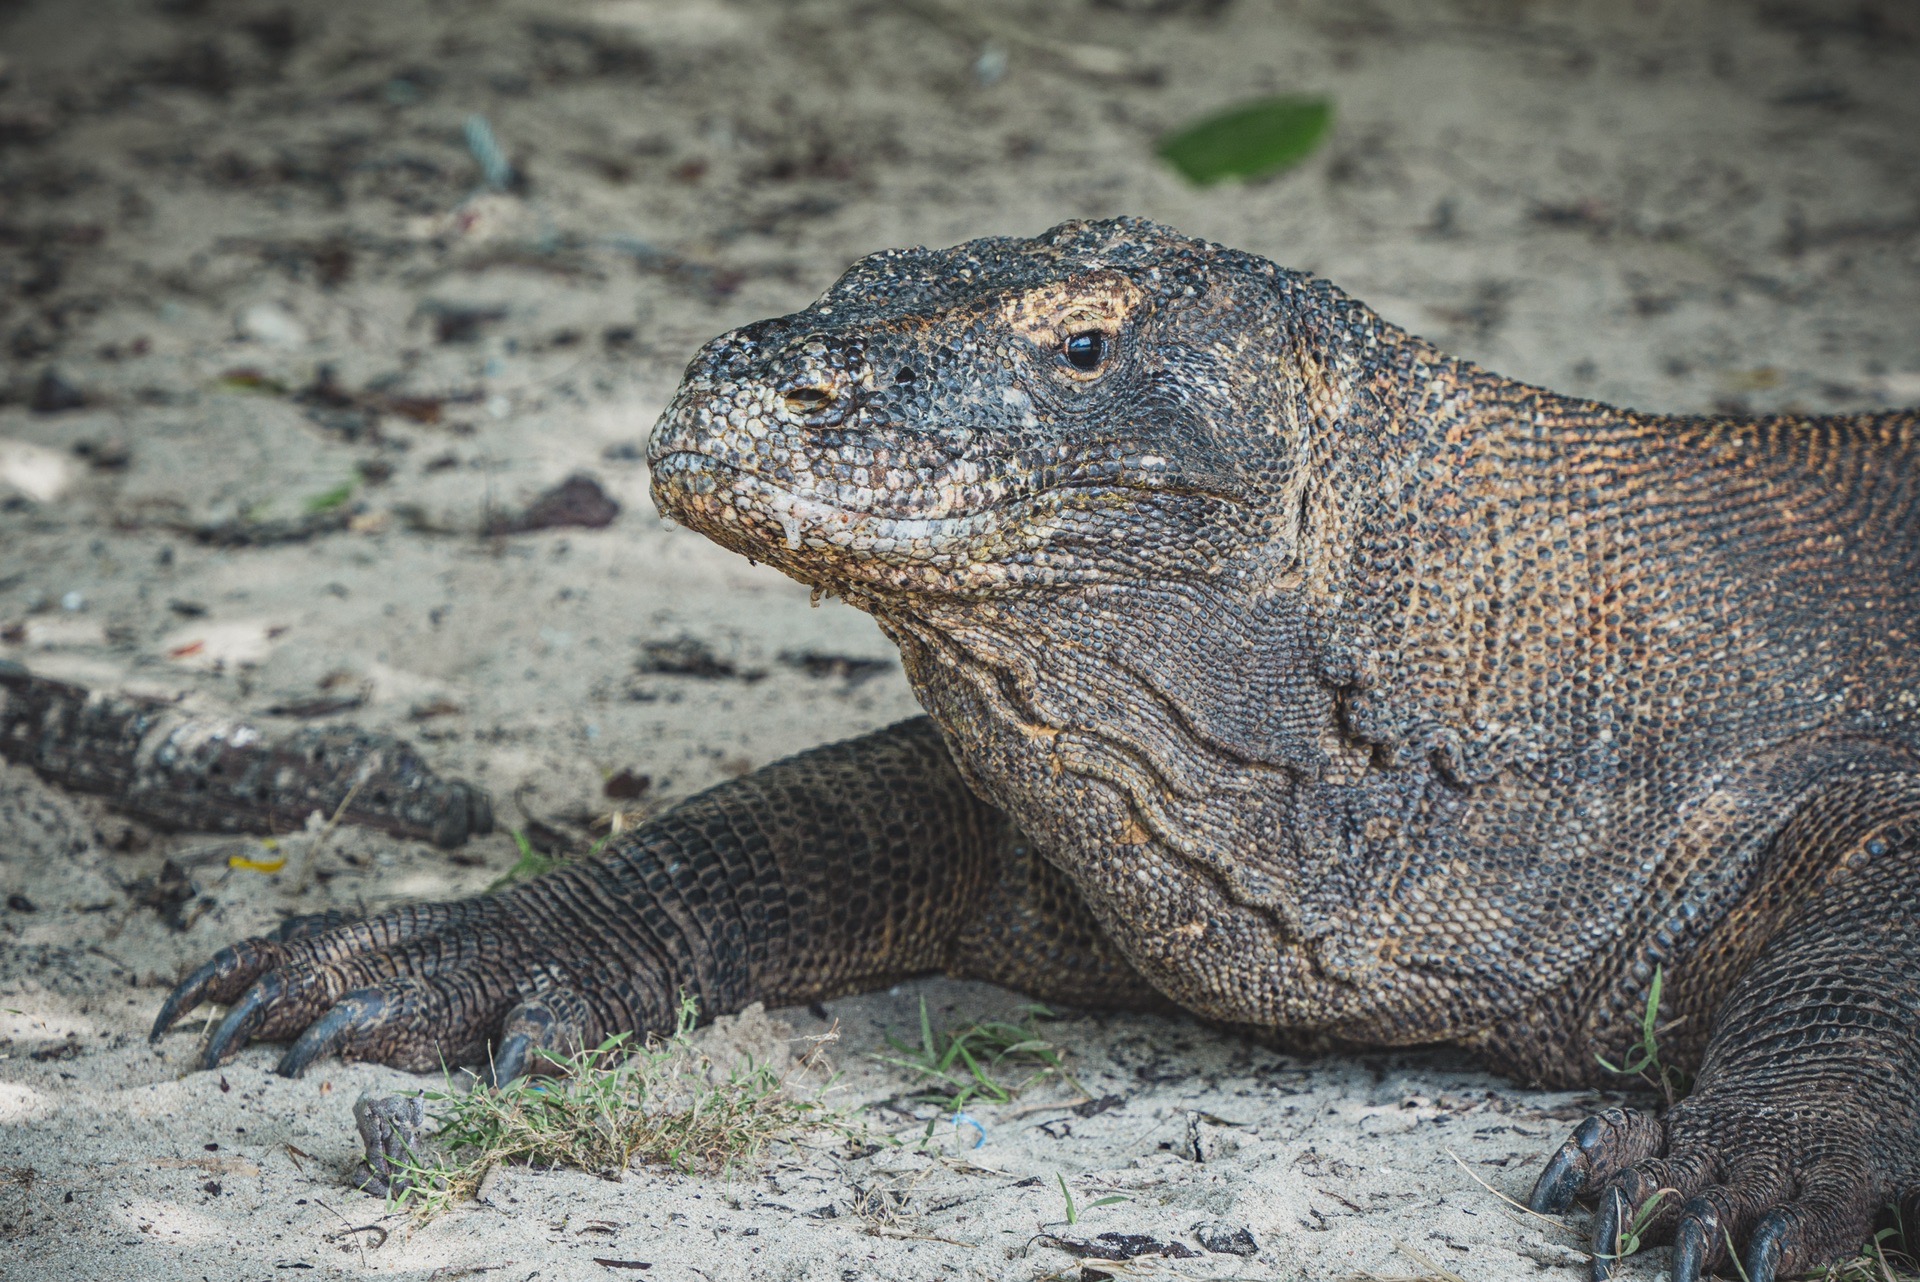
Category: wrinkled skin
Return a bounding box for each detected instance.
[156,218,1920,1281]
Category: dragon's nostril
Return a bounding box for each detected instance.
[782,385,835,414]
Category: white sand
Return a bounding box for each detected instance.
[2,0,1916,1277]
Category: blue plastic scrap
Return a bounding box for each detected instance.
[951,1111,987,1149]
[463,115,514,192]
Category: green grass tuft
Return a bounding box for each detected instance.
[1821,1225,1920,1282]
[304,480,356,514]
[486,829,586,892]
[382,995,848,1220]
[1594,965,1691,1104]
[1598,1188,1672,1264]
[1055,1171,1129,1226]
[877,998,1084,1118]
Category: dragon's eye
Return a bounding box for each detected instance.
[1062,331,1106,372]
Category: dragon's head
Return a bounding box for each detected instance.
[648,217,1374,605]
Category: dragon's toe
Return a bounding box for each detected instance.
[1527,1107,1663,1213]
[274,975,480,1077]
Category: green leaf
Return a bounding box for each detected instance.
[1158,96,1333,186]
[219,370,288,395]
[305,480,356,514]
[487,828,566,891]
[1643,967,1664,1046]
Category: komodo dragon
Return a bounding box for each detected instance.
[150,217,1919,1281]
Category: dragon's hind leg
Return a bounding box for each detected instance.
[1531,771,1920,1281]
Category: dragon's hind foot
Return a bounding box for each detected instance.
[1531,1100,1916,1281]
[1535,782,1920,1281]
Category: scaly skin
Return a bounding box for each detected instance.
[155,219,1920,1280]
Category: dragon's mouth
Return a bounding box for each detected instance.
[650,449,1024,567]
[651,446,1249,607]
[648,379,1251,590]
[652,429,1251,575]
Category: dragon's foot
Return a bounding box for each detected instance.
[149,888,622,1081]
[1530,1103,1917,1282]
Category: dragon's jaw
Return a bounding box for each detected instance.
[648,446,1029,589]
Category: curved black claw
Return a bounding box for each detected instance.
[1529,1108,1657,1214]
[485,1032,532,1088]
[200,972,284,1069]
[1744,1212,1789,1282]
[150,933,290,1044]
[150,953,233,1044]
[275,989,389,1078]
[1589,1184,1627,1282]
[487,987,594,1087]
[1670,1197,1724,1282]
[1531,1139,1590,1215]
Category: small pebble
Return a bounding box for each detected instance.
[974,43,1008,86]
[236,301,308,348]
[30,368,86,413]
[1194,1222,1259,1257]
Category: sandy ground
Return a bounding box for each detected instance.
[1,0,1917,1278]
